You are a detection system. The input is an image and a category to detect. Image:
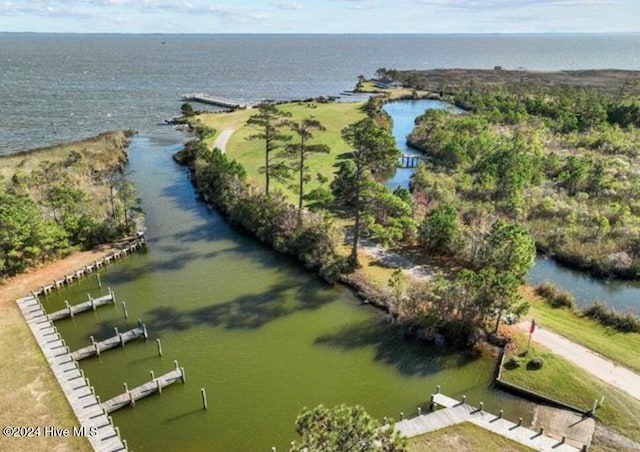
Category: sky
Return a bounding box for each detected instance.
[0,0,638,34]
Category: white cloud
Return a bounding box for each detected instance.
[274,1,303,10]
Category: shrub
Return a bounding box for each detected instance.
[505,357,522,369]
[535,282,576,309]
[582,302,640,333]
[527,357,545,370]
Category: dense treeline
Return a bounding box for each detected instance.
[0,132,142,280]
[177,139,345,281]
[400,77,640,278]
[178,100,540,348]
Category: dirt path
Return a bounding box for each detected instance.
[0,246,115,452]
[213,128,236,153]
[517,321,640,402]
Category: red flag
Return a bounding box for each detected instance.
[530,319,536,334]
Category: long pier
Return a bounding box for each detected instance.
[16,295,126,452]
[394,390,586,452]
[182,93,247,109]
[101,361,186,414]
[32,237,146,298]
[71,322,148,361]
[48,290,116,322]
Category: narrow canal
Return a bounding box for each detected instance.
[45,124,532,450]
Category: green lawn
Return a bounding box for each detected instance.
[197,101,366,204]
[502,331,640,443]
[408,422,533,452]
[522,287,640,373]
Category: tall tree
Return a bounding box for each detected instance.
[481,219,536,280]
[340,118,399,266]
[291,404,406,452]
[246,103,291,194]
[285,117,330,213]
[115,180,142,232]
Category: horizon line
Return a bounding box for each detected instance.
[2,31,640,36]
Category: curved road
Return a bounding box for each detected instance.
[213,128,235,153]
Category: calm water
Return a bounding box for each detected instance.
[529,258,640,314]
[43,135,530,451]
[384,99,464,189]
[5,34,640,450]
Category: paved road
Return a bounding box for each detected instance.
[518,322,640,402]
[213,128,235,153]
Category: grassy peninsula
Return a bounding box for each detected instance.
[173,71,640,448]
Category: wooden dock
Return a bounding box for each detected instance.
[71,322,148,361]
[48,290,116,322]
[101,361,186,414]
[16,295,126,452]
[182,93,247,109]
[394,391,584,451]
[32,237,146,298]
[399,154,426,168]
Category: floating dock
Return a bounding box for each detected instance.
[182,93,247,109]
[47,290,116,322]
[101,362,186,414]
[71,322,148,361]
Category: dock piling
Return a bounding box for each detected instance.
[201,388,208,410]
[121,301,128,319]
[156,338,163,357]
[65,300,74,318]
[96,273,102,289]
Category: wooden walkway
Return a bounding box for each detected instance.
[71,322,148,361]
[398,154,426,168]
[101,362,185,414]
[16,295,126,452]
[32,237,145,298]
[48,290,116,322]
[182,93,247,109]
[395,392,583,452]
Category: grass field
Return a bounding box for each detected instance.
[501,329,640,443]
[521,286,640,373]
[408,422,533,452]
[197,101,367,204]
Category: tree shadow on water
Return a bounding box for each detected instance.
[314,318,478,377]
[142,280,336,334]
